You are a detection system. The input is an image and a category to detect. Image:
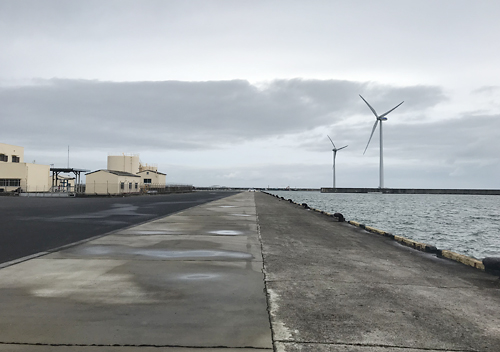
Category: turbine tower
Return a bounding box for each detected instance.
[360,95,404,189]
[327,135,347,189]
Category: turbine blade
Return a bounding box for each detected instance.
[338,145,348,151]
[363,120,378,155]
[359,94,379,118]
[379,101,404,118]
[327,135,336,148]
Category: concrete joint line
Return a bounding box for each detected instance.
[257,220,279,352]
[262,278,474,289]
[0,341,272,349]
[275,340,479,352]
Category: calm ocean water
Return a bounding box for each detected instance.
[269,191,500,260]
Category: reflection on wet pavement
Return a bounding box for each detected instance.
[177,273,220,280]
[20,204,153,223]
[208,230,245,236]
[67,245,253,260]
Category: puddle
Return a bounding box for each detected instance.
[178,273,220,280]
[128,230,171,235]
[70,245,253,260]
[219,205,236,208]
[49,204,150,221]
[208,230,244,236]
[230,214,251,217]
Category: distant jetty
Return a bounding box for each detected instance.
[321,187,500,195]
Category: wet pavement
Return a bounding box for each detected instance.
[0,191,239,264]
[3,191,500,351]
[0,192,271,351]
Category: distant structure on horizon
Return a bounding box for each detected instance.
[327,135,347,189]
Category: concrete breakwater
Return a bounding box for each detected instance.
[264,191,500,276]
[256,191,500,351]
[321,187,500,195]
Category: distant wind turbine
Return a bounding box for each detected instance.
[327,135,347,189]
[360,95,404,189]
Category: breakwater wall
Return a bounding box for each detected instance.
[321,187,500,195]
[263,191,500,276]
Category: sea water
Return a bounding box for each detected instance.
[269,191,500,260]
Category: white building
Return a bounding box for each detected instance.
[85,169,141,195]
[0,143,50,193]
[85,154,166,195]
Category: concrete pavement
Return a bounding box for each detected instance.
[256,192,500,352]
[0,192,271,351]
[2,191,500,352]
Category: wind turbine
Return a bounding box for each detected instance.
[327,135,347,189]
[360,95,404,189]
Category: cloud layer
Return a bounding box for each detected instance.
[2,78,498,188]
[2,78,444,149]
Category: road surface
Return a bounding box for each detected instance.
[0,191,238,264]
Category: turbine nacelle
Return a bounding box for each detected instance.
[360,94,404,155]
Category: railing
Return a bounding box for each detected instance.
[141,184,194,194]
[84,183,193,195]
[2,183,193,196]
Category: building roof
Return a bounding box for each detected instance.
[137,170,166,176]
[85,169,141,177]
[51,168,90,173]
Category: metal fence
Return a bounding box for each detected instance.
[1,183,193,196]
[84,182,193,195]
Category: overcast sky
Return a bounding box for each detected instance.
[1,0,499,188]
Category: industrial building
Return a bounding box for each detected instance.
[0,143,51,193]
[85,154,166,195]
[1,145,169,196]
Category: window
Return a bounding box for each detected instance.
[0,154,7,162]
[120,182,124,190]
[129,182,132,190]
[11,155,20,163]
[144,179,152,184]
[135,183,138,190]
[0,179,21,187]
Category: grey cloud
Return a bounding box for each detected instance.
[472,86,500,95]
[1,78,446,153]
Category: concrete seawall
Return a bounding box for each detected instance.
[256,192,500,351]
[321,187,500,195]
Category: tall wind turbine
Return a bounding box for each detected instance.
[360,95,404,189]
[327,135,347,189]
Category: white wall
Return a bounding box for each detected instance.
[86,171,141,195]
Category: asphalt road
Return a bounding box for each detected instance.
[0,191,239,265]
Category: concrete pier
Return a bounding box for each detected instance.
[0,191,499,351]
[256,192,500,351]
